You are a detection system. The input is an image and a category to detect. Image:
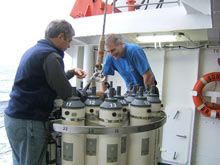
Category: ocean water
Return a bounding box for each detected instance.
[0,65,17,165]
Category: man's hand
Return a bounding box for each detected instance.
[72,68,87,79]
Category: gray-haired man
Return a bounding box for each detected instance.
[4,20,86,165]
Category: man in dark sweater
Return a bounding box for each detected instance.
[4,20,86,165]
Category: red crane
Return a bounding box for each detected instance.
[70,0,121,18]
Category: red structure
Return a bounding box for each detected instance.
[70,0,121,18]
[126,0,136,11]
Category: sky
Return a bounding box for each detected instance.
[0,0,75,68]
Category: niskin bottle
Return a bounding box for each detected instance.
[98,88,123,165]
[84,86,103,165]
[114,86,129,124]
[47,132,57,165]
[61,87,85,165]
[146,85,162,165]
[47,97,63,165]
[124,84,136,105]
[128,87,153,165]
[114,86,129,165]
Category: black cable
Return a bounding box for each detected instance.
[156,0,164,9]
[145,0,150,10]
[219,29,220,45]
[163,45,204,49]
[142,46,157,49]
[142,45,205,50]
[181,45,204,49]
[160,0,164,8]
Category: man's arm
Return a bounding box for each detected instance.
[44,53,87,101]
[142,69,155,88]
[43,53,73,100]
[101,75,108,92]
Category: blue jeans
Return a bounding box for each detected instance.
[4,114,49,165]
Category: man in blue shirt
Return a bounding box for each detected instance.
[101,33,156,92]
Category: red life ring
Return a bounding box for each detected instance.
[192,72,220,118]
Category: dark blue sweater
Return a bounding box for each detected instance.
[5,39,64,121]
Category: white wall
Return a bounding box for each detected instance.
[146,48,220,165]
[69,44,220,165]
[191,48,220,165]
[159,49,199,165]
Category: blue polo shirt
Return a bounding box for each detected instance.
[103,42,152,88]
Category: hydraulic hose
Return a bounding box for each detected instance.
[96,0,108,70]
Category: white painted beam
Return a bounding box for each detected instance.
[69,6,212,37]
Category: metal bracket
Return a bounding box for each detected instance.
[173,152,177,160]
[173,110,180,119]
[176,134,187,138]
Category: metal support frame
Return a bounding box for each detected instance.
[52,111,166,135]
